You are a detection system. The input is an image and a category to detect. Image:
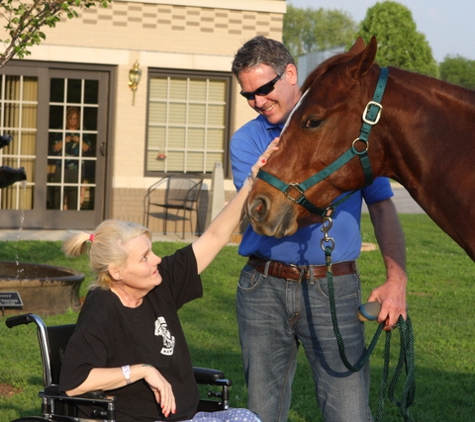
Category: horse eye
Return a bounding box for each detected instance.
[305,118,322,128]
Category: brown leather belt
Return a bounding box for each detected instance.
[247,256,358,282]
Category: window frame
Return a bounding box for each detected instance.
[144,68,233,177]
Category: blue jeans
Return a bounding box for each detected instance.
[236,264,373,422]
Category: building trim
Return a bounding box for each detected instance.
[114,0,287,13]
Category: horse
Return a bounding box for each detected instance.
[246,36,475,261]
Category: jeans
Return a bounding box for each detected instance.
[236,264,373,422]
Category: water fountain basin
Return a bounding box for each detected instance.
[0,262,84,316]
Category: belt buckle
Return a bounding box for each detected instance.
[288,264,305,283]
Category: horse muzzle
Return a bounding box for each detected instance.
[246,191,299,238]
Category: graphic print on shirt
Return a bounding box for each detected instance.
[154,316,175,356]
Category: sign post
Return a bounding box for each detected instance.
[0,291,23,316]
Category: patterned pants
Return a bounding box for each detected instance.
[182,408,261,422]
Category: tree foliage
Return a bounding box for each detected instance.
[0,0,110,69]
[358,1,438,77]
[439,55,475,90]
[283,4,357,59]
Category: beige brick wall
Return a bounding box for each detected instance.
[42,2,284,56]
[17,0,285,233]
[116,185,213,234]
[114,183,239,235]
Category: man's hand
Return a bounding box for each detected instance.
[368,277,407,330]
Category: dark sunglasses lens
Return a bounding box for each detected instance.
[240,91,255,100]
[240,74,280,100]
[256,81,275,96]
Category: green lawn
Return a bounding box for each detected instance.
[1,214,475,421]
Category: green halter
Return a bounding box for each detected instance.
[256,67,390,217]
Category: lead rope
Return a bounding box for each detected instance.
[321,217,415,422]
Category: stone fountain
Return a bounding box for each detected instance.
[0,134,84,316]
[0,262,84,316]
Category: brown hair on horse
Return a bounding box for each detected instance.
[247,36,475,261]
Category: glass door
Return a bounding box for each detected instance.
[0,64,110,230]
[47,78,99,212]
[43,69,108,228]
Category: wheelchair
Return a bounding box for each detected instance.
[6,313,232,422]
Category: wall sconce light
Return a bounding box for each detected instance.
[128,60,142,105]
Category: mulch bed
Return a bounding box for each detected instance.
[0,383,22,398]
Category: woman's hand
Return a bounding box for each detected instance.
[248,137,280,186]
[143,365,176,417]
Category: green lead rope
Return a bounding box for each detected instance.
[324,245,416,422]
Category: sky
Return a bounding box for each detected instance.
[288,0,475,63]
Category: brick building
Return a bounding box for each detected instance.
[0,0,286,233]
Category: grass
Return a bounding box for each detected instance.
[1,213,475,421]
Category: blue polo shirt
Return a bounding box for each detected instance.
[230,114,393,266]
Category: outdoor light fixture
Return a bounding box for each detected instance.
[128,60,142,105]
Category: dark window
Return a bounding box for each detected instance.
[145,69,232,175]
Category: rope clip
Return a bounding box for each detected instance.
[320,217,335,252]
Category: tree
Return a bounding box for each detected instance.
[0,0,110,69]
[283,5,357,59]
[358,1,438,77]
[439,55,475,90]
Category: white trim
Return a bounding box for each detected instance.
[23,45,234,72]
[113,0,286,13]
[22,45,130,66]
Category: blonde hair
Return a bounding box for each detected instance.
[63,219,152,289]
[66,106,80,128]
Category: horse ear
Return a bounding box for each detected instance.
[347,36,378,79]
[348,37,366,55]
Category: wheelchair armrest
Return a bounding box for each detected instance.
[41,385,114,404]
[78,390,110,400]
[40,385,116,421]
[193,367,232,387]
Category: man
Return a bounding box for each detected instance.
[230,36,407,422]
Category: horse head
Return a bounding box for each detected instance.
[247,37,386,238]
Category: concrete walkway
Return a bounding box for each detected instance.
[0,229,199,243]
[362,184,425,214]
[0,185,423,242]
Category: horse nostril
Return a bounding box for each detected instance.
[249,196,268,223]
[255,201,263,214]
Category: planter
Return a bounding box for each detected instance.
[0,262,84,316]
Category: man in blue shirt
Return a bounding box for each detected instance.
[230,36,408,422]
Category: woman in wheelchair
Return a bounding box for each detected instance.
[58,141,278,422]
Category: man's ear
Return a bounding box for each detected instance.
[285,63,298,86]
[108,264,122,281]
[284,63,298,85]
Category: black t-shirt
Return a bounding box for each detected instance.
[59,245,203,421]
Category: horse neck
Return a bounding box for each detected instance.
[372,68,475,260]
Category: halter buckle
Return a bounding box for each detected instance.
[362,101,383,125]
[284,183,306,204]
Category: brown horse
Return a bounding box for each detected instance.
[247,36,475,261]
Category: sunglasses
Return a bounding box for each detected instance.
[240,73,282,101]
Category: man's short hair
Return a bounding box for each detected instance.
[232,36,295,77]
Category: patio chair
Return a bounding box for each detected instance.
[144,173,204,239]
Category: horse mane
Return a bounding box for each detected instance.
[300,50,357,93]
[301,49,475,106]
[387,66,475,105]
